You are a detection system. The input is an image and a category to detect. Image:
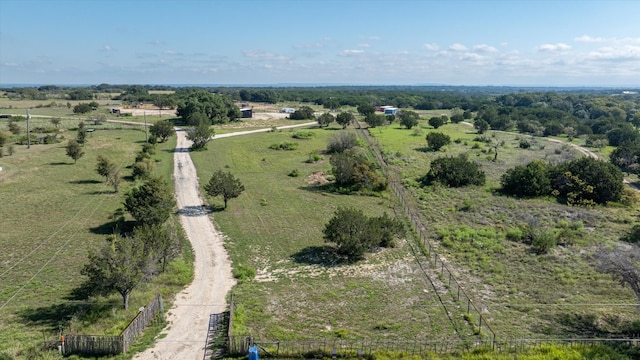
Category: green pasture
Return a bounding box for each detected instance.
[0,121,190,356]
[368,120,640,339]
[190,125,475,341]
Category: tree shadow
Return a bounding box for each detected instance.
[48,161,70,165]
[90,220,136,235]
[70,179,102,184]
[291,245,352,266]
[177,205,215,217]
[87,190,116,195]
[539,312,607,337]
[414,146,433,153]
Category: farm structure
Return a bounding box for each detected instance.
[240,108,253,118]
[279,107,295,113]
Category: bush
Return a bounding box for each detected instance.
[306,151,323,163]
[501,160,551,197]
[132,159,156,180]
[269,142,298,150]
[623,224,640,243]
[519,140,531,149]
[421,154,485,187]
[550,157,624,205]
[327,131,359,153]
[292,131,315,139]
[232,265,256,284]
[288,169,300,177]
[425,132,451,151]
[532,230,557,254]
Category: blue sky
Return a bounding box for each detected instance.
[1,0,639,86]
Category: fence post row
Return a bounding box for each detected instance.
[354,124,497,345]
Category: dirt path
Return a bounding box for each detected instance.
[134,129,235,360]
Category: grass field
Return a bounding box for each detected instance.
[190,125,477,341]
[0,118,191,357]
[368,119,639,339]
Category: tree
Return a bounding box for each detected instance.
[289,106,315,120]
[422,154,485,187]
[73,103,92,114]
[96,155,115,182]
[177,90,241,125]
[204,170,245,209]
[65,139,84,164]
[426,132,451,151]
[610,142,640,174]
[336,111,355,129]
[364,113,386,128]
[186,121,215,151]
[551,157,624,205]
[316,112,335,127]
[323,207,402,261]
[149,119,176,142]
[327,131,359,153]
[50,117,61,128]
[594,243,640,303]
[76,121,87,145]
[474,119,490,134]
[81,234,153,309]
[323,207,375,261]
[357,104,376,117]
[399,110,420,129]
[107,167,123,193]
[428,116,445,129]
[133,223,181,272]
[501,160,551,197]
[0,131,8,148]
[330,147,386,191]
[124,176,176,226]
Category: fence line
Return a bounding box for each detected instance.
[227,336,639,357]
[61,294,164,356]
[355,123,496,343]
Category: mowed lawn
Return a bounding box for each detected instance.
[190,125,475,341]
[369,120,640,339]
[0,123,176,352]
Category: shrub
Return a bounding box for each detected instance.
[623,224,640,243]
[532,230,557,254]
[501,160,551,197]
[425,132,451,151]
[292,130,315,139]
[232,265,256,284]
[327,131,359,153]
[306,151,323,163]
[288,169,300,177]
[519,140,531,149]
[421,154,485,187]
[269,142,298,150]
[132,159,155,180]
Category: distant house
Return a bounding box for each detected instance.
[384,107,398,115]
[280,108,296,114]
[240,108,253,118]
[111,108,121,114]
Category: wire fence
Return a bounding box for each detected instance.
[356,123,496,343]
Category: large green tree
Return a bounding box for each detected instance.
[336,111,355,129]
[149,119,176,142]
[422,154,485,187]
[177,90,241,125]
[186,119,215,151]
[82,233,153,309]
[96,155,115,182]
[124,176,176,226]
[204,170,245,209]
[316,112,335,127]
[501,160,551,197]
[289,106,315,120]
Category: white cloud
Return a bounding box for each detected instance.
[339,49,364,56]
[460,53,484,61]
[587,45,640,61]
[537,43,571,52]
[424,43,439,51]
[294,42,323,49]
[358,43,371,48]
[449,43,468,51]
[150,39,165,46]
[474,44,498,53]
[574,35,606,43]
[242,50,289,62]
[103,45,112,51]
[164,50,177,55]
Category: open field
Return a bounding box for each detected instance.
[190,125,477,341]
[0,119,189,356]
[368,119,640,339]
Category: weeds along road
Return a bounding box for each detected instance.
[135,121,316,359]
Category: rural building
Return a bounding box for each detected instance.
[240,108,253,118]
[279,108,295,113]
[384,107,398,115]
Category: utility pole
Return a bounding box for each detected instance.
[26,108,31,149]
[144,111,148,143]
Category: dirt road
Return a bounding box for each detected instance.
[134,129,235,360]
